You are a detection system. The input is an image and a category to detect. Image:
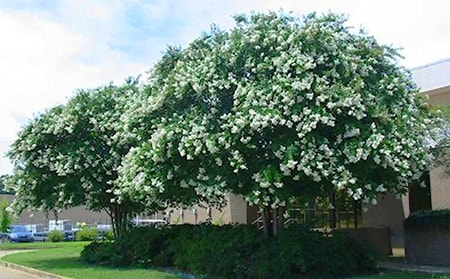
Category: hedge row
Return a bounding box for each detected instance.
[404,209,450,230]
[81,224,376,278]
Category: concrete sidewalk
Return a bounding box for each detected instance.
[380,248,450,275]
[0,264,42,279]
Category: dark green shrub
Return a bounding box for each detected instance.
[169,224,264,278]
[48,230,65,242]
[250,225,376,278]
[81,241,124,265]
[81,226,174,267]
[76,227,99,241]
[404,209,450,230]
[80,224,376,278]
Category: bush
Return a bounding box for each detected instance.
[168,224,265,277]
[101,230,114,241]
[250,225,376,278]
[48,230,65,242]
[81,241,118,265]
[81,224,376,278]
[404,209,450,230]
[0,198,13,233]
[76,227,99,241]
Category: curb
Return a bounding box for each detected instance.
[379,262,450,275]
[0,260,69,279]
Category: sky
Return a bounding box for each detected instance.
[1,0,449,175]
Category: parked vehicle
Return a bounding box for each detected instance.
[32,231,48,242]
[0,224,34,243]
[131,218,167,227]
[34,230,78,242]
[64,230,77,241]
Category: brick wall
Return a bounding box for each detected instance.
[339,227,392,256]
[0,194,111,227]
[405,226,450,266]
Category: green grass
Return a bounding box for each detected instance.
[0,241,68,250]
[0,242,180,279]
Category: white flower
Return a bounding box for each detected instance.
[376,184,387,192]
[287,159,298,169]
[343,128,360,138]
[352,188,363,200]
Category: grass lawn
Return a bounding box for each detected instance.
[1,242,449,279]
[0,241,180,279]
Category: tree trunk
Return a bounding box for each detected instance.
[278,206,285,231]
[273,207,279,236]
[329,193,337,229]
[262,206,272,238]
[106,204,132,239]
[105,208,115,236]
[274,207,286,234]
[261,205,286,238]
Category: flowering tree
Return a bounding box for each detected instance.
[117,29,234,211]
[0,175,10,194]
[6,80,146,237]
[118,12,435,236]
[431,105,450,175]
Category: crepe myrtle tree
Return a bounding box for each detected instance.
[117,35,231,210]
[6,79,149,237]
[430,105,450,176]
[117,12,436,236]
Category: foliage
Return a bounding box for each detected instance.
[117,12,436,235]
[168,224,265,276]
[404,209,450,230]
[0,198,13,232]
[0,175,12,194]
[431,105,450,176]
[81,224,376,278]
[6,79,149,237]
[101,230,114,241]
[75,227,99,241]
[48,230,65,242]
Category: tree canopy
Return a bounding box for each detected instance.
[117,12,436,234]
[431,105,450,175]
[6,80,147,236]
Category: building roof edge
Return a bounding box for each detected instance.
[411,58,450,71]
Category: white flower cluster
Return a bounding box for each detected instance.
[7,83,146,214]
[115,12,437,211]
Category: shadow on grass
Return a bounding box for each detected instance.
[5,255,82,270]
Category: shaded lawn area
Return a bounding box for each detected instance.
[0,242,180,279]
[0,242,449,279]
